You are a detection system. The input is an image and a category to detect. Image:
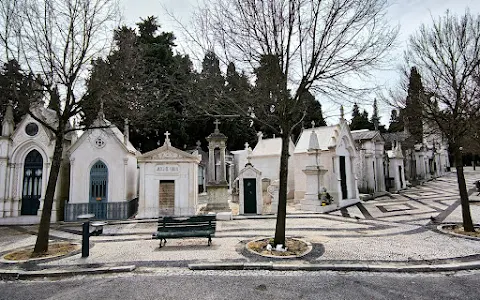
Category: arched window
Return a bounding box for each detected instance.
[89,161,108,203]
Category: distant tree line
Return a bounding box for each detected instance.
[80,17,327,152]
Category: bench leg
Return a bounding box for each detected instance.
[208,236,212,246]
[159,238,167,248]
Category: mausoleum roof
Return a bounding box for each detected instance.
[251,137,294,157]
[295,126,338,153]
[351,130,381,141]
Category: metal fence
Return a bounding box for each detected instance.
[64,198,138,222]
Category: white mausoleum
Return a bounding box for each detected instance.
[137,132,200,218]
[67,113,138,209]
[250,133,296,199]
[294,113,359,207]
[351,129,386,194]
[0,103,71,223]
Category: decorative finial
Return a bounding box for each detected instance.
[214,119,221,133]
[164,131,171,146]
[311,120,315,129]
[257,131,263,141]
[123,118,130,146]
[246,155,252,166]
[98,100,105,119]
[246,148,253,166]
[196,140,202,148]
[244,142,249,150]
[340,105,344,120]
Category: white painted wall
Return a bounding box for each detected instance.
[137,161,198,218]
[69,130,137,204]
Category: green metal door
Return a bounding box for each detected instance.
[89,161,108,219]
[243,178,257,214]
[21,150,43,215]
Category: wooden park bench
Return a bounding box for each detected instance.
[152,215,216,248]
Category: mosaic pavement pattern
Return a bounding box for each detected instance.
[328,172,480,226]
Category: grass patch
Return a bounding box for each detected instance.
[3,242,80,261]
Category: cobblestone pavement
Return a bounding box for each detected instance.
[328,170,480,226]
[1,169,479,273]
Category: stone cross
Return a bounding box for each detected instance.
[214,119,221,132]
[311,120,315,128]
[244,142,249,150]
[164,131,171,145]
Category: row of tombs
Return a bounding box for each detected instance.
[0,104,450,223]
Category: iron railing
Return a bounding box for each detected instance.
[64,198,138,222]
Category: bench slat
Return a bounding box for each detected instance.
[152,215,217,247]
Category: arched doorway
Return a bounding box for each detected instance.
[21,150,43,215]
[89,160,108,219]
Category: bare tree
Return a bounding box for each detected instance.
[0,0,119,253]
[188,0,398,246]
[406,10,480,232]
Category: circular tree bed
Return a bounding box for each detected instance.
[438,224,480,239]
[246,237,312,258]
[2,242,80,262]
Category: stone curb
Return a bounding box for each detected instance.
[188,261,480,273]
[0,265,136,279]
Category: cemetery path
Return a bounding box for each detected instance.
[1,168,480,277]
[327,169,480,227]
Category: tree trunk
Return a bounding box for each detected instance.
[274,134,290,247]
[454,149,474,232]
[33,133,65,253]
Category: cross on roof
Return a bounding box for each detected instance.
[214,119,221,132]
[311,120,315,128]
[164,131,171,146]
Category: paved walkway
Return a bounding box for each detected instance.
[1,168,480,276]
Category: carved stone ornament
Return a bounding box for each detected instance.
[152,150,181,159]
[88,131,108,149]
[94,137,106,149]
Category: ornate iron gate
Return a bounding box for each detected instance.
[89,161,108,219]
[21,150,43,215]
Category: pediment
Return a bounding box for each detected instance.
[139,144,200,162]
[151,149,183,159]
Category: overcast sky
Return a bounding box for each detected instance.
[120,0,480,126]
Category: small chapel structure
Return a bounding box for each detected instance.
[249,133,296,199]
[351,129,386,195]
[0,103,71,223]
[136,132,201,218]
[294,109,359,208]
[66,111,138,220]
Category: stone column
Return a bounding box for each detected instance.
[298,166,328,212]
[123,158,128,201]
[208,146,215,182]
[11,163,20,217]
[219,145,226,183]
